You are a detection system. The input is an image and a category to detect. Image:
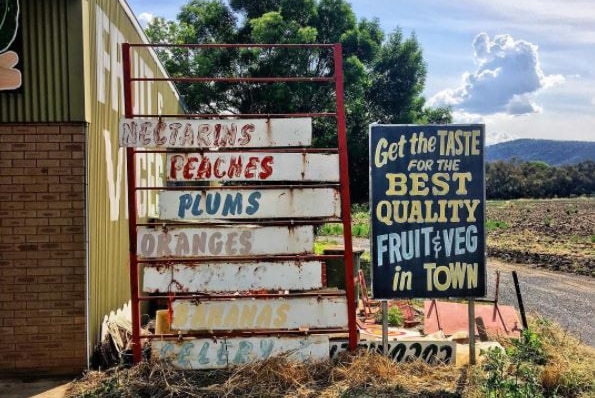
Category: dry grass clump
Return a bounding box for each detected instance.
[214,354,335,397]
[67,317,593,398]
[332,350,462,396]
[533,318,595,397]
[66,360,231,398]
[67,350,463,398]
[465,316,595,398]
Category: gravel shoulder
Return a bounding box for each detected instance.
[485,258,595,347]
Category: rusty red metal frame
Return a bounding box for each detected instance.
[132,112,336,118]
[129,148,339,154]
[122,42,356,363]
[138,291,346,300]
[134,183,340,190]
[133,77,333,83]
[141,328,349,340]
[139,254,343,263]
[129,43,335,49]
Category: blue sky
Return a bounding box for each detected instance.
[126,0,595,144]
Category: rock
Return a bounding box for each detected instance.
[455,341,504,366]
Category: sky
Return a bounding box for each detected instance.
[126,0,595,144]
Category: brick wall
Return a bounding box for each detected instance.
[0,124,87,375]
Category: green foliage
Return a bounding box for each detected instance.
[351,223,369,237]
[351,203,370,213]
[417,106,453,124]
[486,220,509,231]
[509,329,547,366]
[318,204,370,237]
[486,160,595,200]
[387,306,404,327]
[481,329,547,398]
[318,222,369,237]
[313,239,338,254]
[144,0,449,203]
[368,29,426,124]
[375,305,404,327]
[318,223,343,236]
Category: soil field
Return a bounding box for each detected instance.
[486,198,594,276]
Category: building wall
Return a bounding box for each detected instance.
[0,0,182,375]
[84,0,182,358]
[0,123,86,375]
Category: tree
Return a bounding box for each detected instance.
[368,29,426,124]
[145,0,450,202]
[485,160,594,199]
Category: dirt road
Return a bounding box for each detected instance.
[350,237,595,347]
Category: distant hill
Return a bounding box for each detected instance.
[486,139,595,166]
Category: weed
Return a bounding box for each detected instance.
[375,306,404,327]
[77,371,120,398]
[318,222,370,237]
[318,223,343,236]
[351,223,369,237]
[486,220,509,231]
[565,206,579,215]
[351,203,370,214]
[481,329,546,398]
[314,240,338,255]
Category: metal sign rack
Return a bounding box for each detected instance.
[121,43,356,364]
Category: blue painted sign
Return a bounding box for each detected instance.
[158,188,341,221]
[370,125,486,299]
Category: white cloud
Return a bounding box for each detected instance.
[485,130,519,146]
[488,111,595,142]
[452,111,484,124]
[505,94,542,115]
[137,12,155,27]
[428,33,564,116]
[449,111,518,145]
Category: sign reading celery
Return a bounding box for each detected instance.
[370,125,486,299]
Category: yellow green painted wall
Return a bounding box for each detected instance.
[84,0,182,352]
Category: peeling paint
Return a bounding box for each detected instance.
[137,225,314,258]
[143,261,323,292]
[152,335,329,369]
[119,118,312,148]
[171,296,348,331]
[158,188,341,221]
[166,152,339,182]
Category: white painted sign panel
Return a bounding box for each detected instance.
[137,225,313,258]
[171,296,348,331]
[143,261,323,293]
[152,335,330,369]
[119,118,312,148]
[167,152,340,182]
[158,188,341,221]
